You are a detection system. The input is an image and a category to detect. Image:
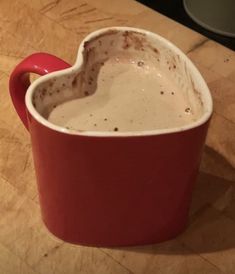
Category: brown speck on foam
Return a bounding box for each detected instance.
[56,89,60,93]
[104,118,108,121]
[224,58,230,63]
[53,104,57,108]
[169,66,171,70]
[185,107,191,113]
[62,83,66,87]
[153,48,159,54]
[42,88,46,95]
[33,102,36,108]
[49,92,52,96]
[123,43,130,49]
[94,123,97,127]
[157,58,160,62]
[122,31,131,49]
[104,51,108,55]
[137,61,144,67]
[171,92,175,95]
[160,91,164,95]
[100,61,104,66]
[173,64,176,69]
[49,81,53,87]
[114,127,119,131]
[72,78,77,87]
[89,114,93,117]
[123,30,128,36]
[91,68,95,72]
[84,91,89,96]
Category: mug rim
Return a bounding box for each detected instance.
[25,26,213,137]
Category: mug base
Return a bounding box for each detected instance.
[42,218,188,247]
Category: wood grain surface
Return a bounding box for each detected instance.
[0,0,235,273]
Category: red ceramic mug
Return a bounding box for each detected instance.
[9,27,213,246]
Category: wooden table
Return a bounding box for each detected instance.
[0,0,235,273]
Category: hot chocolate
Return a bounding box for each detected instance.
[48,56,199,132]
[33,29,204,132]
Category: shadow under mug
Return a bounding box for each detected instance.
[9,27,213,246]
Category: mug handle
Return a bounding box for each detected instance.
[9,53,71,129]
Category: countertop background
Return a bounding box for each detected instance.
[0,0,235,273]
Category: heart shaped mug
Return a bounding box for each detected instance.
[9,27,213,246]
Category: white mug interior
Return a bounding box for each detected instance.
[26,27,213,137]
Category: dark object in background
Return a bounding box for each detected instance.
[136,0,235,51]
[184,0,235,38]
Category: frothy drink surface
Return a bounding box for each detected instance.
[48,57,199,132]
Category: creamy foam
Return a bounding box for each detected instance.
[32,29,205,132]
[48,56,199,132]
